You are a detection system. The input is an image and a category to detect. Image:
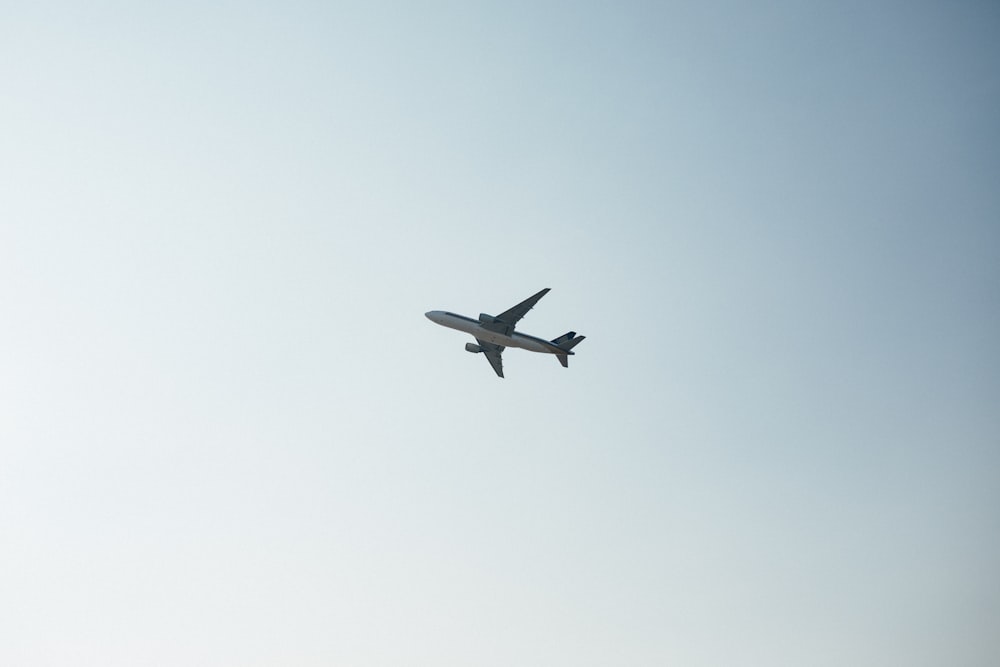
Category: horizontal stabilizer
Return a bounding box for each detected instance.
[551,332,585,348]
[552,333,585,368]
[551,333,585,351]
[550,331,575,346]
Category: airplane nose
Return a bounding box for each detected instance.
[425,311,436,321]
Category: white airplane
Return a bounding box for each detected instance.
[425,288,585,378]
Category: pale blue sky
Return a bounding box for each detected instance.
[1,2,998,665]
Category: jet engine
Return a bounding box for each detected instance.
[478,313,496,323]
[465,343,482,354]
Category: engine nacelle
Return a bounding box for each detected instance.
[478,313,496,324]
[465,343,482,354]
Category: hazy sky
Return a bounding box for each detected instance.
[2,2,998,665]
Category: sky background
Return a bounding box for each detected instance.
[1,2,998,665]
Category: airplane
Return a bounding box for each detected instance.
[425,288,585,378]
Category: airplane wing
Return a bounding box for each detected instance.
[496,288,550,328]
[476,338,505,378]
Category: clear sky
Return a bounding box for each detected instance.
[1,2,998,665]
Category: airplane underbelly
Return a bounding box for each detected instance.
[452,320,551,353]
[510,334,552,353]
[476,329,512,346]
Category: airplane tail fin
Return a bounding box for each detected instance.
[551,332,585,368]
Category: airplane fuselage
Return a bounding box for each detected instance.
[424,311,564,355]
[426,288,584,377]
